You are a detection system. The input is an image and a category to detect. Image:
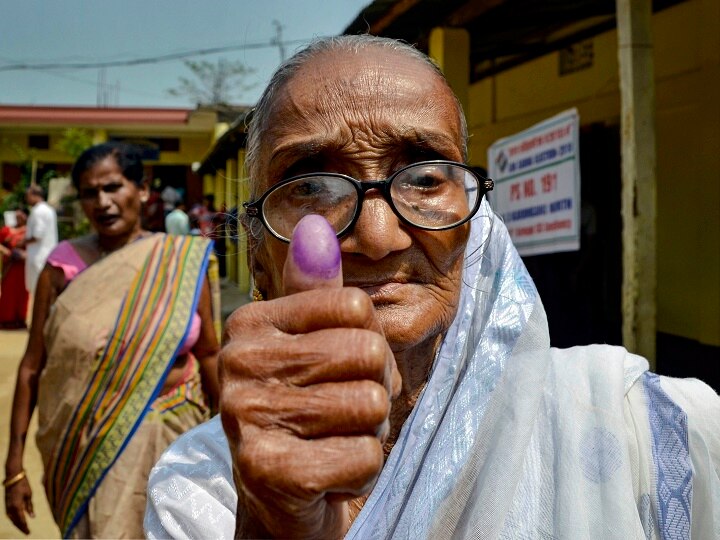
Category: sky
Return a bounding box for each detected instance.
[0,0,371,108]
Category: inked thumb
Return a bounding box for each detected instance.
[283,214,343,296]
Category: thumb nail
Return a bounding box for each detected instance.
[283,214,342,295]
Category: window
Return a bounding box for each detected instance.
[28,134,50,150]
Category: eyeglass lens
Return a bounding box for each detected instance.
[261,163,480,240]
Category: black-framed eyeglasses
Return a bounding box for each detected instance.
[243,160,494,243]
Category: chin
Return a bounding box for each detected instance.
[95,222,131,237]
[373,299,451,354]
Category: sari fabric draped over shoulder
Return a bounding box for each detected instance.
[37,233,215,538]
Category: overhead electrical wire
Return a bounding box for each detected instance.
[0,38,313,72]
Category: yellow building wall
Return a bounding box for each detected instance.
[204,150,250,292]
[213,172,226,208]
[464,0,720,345]
[0,130,213,171]
[225,159,238,283]
[203,174,214,195]
[236,149,250,294]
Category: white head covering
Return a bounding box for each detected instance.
[347,199,548,537]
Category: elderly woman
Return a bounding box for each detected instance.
[145,36,720,539]
[4,142,221,538]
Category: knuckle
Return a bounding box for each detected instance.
[222,304,253,342]
[222,303,271,343]
[220,382,265,421]
[365,332,389,365]
[342,288,374,323]
[237,434,293,493]
[355,436,384,479]
[362,382,391,423]
[219,340,271,379]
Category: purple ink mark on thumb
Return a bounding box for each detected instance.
[290,214,341,280]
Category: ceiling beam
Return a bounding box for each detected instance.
[446,0,506,26]
[371,0,422,34]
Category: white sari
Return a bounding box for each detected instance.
[145,201,720,539]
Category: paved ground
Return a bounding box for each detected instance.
[0,281,250,539]
[0,329,59,539]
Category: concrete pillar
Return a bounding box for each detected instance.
[203,174,214,195]
[616,0,657,365]
[428,27,470,113]
[214,173,225,209]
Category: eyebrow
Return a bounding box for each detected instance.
[399,129,462,157]
[268,128,462,173]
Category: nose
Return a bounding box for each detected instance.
[96,190,112,209]
[340,191,412,260]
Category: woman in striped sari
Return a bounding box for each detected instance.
[4,142,220,538]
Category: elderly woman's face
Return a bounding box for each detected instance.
[253,48,469,353]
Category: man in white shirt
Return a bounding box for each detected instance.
[164,201,190,235]
[24,185,58,295]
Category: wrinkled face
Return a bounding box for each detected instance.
[252,47,469,353]
[78,156,148,237]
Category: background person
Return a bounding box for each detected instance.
[160,184,181,217]
[23,185,57,296]
[165,200,190,235]
[0,209,29,329]
[145,36,719,539]
[142,181,165,232]
[189,194,217,238]
[5,142,221,538]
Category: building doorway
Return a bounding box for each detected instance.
[522,122,623,348]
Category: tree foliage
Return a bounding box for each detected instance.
[167,58,257,107]
[55,128,93,160]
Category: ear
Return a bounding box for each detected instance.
[138,181,150,203]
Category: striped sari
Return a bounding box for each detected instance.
[36,234,219,538]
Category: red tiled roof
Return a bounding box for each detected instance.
[0,105,192,125]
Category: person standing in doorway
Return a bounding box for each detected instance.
[24,186,57,296]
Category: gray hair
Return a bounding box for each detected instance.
[244,34,469,199]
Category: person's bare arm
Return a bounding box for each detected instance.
[192,275,221,411]
[4,264,62,534]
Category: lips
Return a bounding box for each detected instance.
[358,282,404,297]
[95,214,120,227]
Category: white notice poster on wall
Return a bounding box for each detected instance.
[487,108,581,256]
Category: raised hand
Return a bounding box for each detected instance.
[220,215,400,539]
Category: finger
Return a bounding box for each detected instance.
[26,494,34,518]
[221,327,390,385]
[223,380,391,439]
[238,429,383,500]
[8,508,29,535]
[283,214,342,295]
[225,287,384,339]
